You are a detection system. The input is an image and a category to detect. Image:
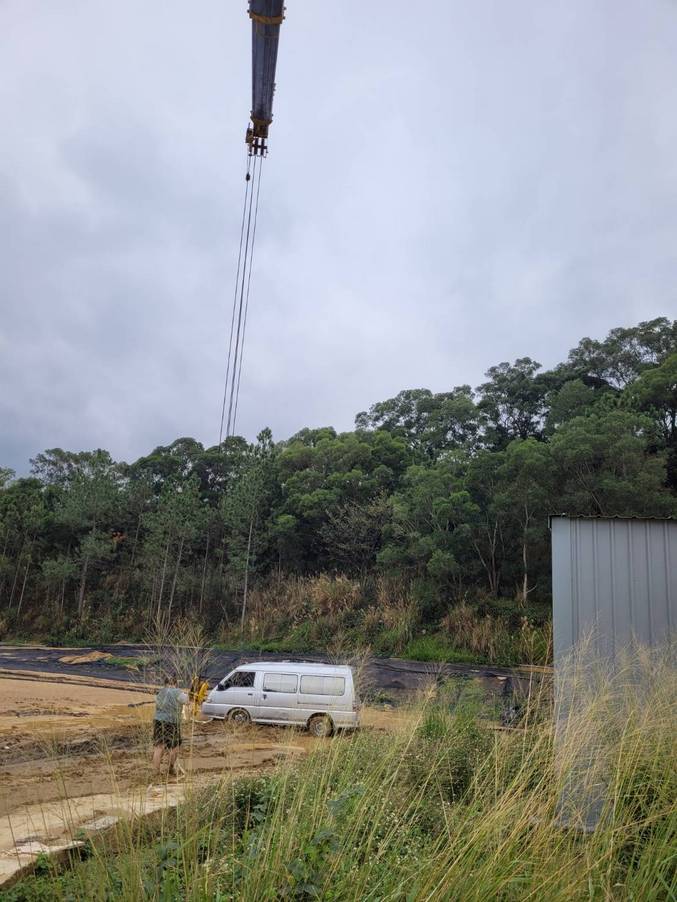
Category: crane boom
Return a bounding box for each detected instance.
[246,0,285,156]
[219,2,285,443]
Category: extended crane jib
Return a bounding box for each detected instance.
[246,0,285,156]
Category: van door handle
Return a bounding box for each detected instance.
[247,692,253,696]
[262,693,267,699]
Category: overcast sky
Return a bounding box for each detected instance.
[2,0,676,473]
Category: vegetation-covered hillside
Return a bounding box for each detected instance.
[1,317,675,660]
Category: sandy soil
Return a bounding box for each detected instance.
[0,670,511,886]
[0,675,322,885]
[1,676,153,727]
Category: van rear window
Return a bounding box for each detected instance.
[300,675,346,696]
[263,672,298,693]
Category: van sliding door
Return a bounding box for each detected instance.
[257,672,299,722]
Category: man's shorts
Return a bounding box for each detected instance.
[153,719,182,749]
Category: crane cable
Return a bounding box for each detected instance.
[218,151,264,444]
[218,154,251,444]
[232,154,263,434]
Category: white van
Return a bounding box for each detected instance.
[201,661,359,736]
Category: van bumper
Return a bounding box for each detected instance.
[332,712,360,730]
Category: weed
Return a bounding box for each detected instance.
[5,647,674,901]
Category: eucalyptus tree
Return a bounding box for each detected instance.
[625,352,677,488]
[495,439,555,606]
[477,358,548,449]
[544,379,606,432]
[463,450,507,597]
[276,427,410,571]
[129,437,205,491]
[320,493,392,576]
[550,407,674,518]
[378,457,479,609]
[563,317,677,390]
[3,315,676,638]
[355,386,480,460]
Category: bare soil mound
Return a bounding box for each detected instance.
[58,651,114,665]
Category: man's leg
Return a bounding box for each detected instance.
[152,744,164,773]
[167,746,180,775]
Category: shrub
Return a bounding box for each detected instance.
[7,647,676,901]
[403,635,477,663]
[440,602,510,662]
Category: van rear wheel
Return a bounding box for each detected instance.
[308,715,333,738]
[228,708,251,726]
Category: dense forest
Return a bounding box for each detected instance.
[1,318,676,663]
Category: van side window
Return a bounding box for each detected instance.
[300,675,345,696]
[263,673,298,693]
[223,671,255,689]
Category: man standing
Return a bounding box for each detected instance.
[152,674,188,777]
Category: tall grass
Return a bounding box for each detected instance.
[5,648,674,901]
[221,574,551,666]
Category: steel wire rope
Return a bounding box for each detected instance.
[231,152,264,435]
[219,153,253,444]
[225,152,259,439]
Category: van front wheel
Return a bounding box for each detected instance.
[308,715,333,738]
[228,708,251,726]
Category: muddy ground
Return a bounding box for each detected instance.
[0,647,548,886]
[0,673,411,886]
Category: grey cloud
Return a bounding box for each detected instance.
[1,0,676,473]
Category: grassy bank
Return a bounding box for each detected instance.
[4,650,674,901]
[3,575,552,667]
[214,576,552,666]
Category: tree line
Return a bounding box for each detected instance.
[1,317,675,642]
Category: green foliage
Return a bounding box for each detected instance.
[379,458,477,605]
[7,651,675,901]
[550,407,675,516]
[546,378,604,430]
[1,318,675,652]
[411,692,492,807]
[477,356,548,447]
[563,316,677,389]
[625,351,677,488]
[403,635,477,663]
[355,385,481,459]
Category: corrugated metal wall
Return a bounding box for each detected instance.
[551,516,676,829]
[551,516,676,664]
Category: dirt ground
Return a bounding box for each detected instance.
[0,673,402,886]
